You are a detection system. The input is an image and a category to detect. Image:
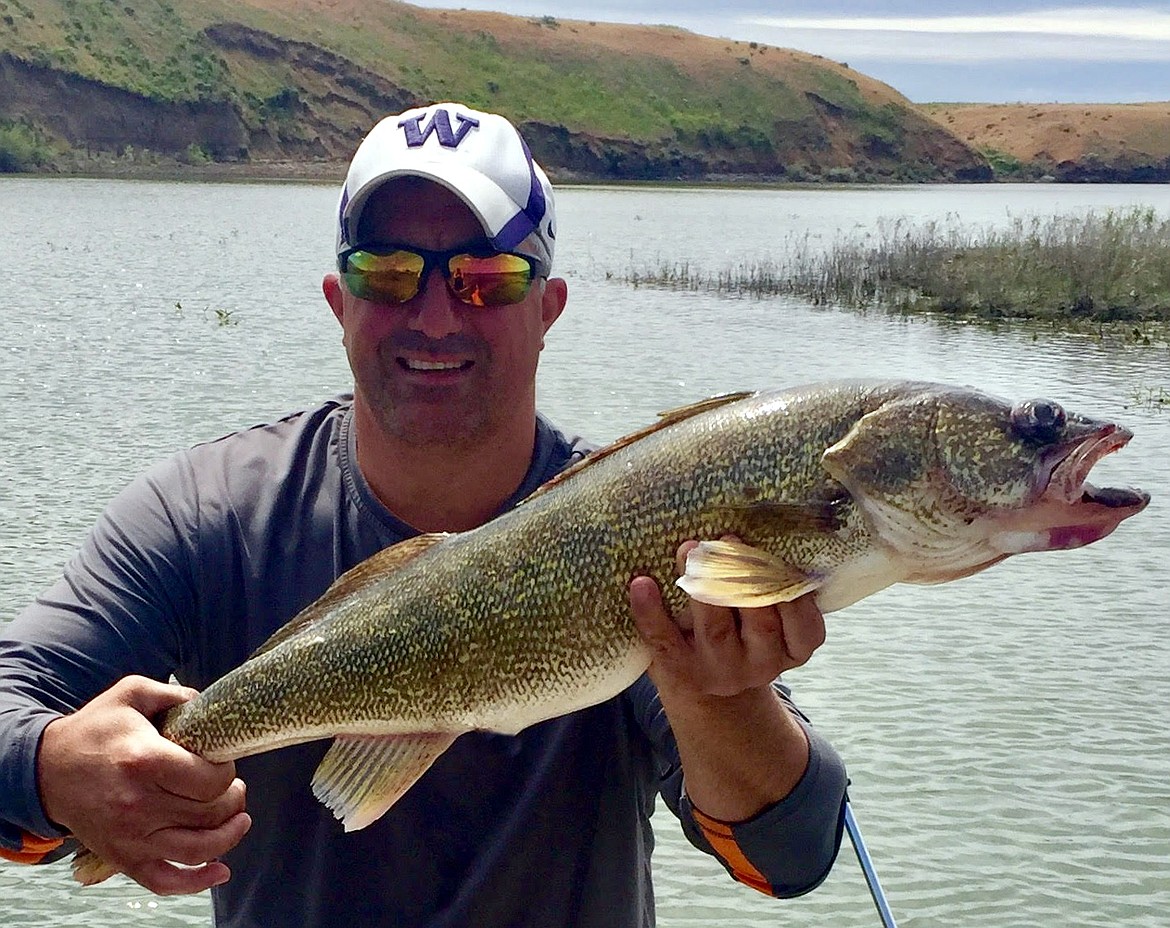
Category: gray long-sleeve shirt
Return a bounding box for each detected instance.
[0,396,847,927]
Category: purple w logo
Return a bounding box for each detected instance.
[398,110,480,149]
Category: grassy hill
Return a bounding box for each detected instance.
[0,0,990,181]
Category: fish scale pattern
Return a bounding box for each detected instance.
[162,380,1147,770]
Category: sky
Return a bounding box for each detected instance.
[417,1,1170,104]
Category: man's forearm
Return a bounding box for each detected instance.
[657,682,810,822]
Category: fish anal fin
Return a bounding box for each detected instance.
[522,391,755,503]
[71,846,119,886]
[249,534,449,659]
[311,732,458,832]
[676,539,821,607]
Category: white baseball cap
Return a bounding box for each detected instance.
[336,102,556,277]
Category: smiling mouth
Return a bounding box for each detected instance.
[399,358,473,373]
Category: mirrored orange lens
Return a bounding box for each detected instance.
[342,249,535,306]
[447,253,534,306]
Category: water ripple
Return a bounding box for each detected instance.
[3,179,1168,927]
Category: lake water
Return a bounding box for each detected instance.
[1,178,1168,928]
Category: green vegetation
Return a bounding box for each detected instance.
[5,0,229,101]
[0,119,52,170]
[180,141,211,164]
[978,146,1049,181]
[0,0,972,177]
[626,208,1170,326]
[212,306,238,326]
[174,300,239,327]
[1130,384,1170,410]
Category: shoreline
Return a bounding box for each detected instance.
[10,159,1163,188]
[13,158,352,185]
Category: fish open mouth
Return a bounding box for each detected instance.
[1000,422,1152,553]
[1042,424,1149,510]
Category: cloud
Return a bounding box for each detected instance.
[748,8,1170,40]
[415,1,1169,100]
[741,6,1170,61]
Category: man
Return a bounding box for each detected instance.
[0,102,847,926]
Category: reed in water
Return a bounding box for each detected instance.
[626,207,1170,324]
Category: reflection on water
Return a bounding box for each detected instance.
[1,179,1168,927]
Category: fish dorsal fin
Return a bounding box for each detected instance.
[247,534,449,660]
[676,539,822,607]
[311,732,459,831]
[656,390,756,422]
[524,391,755,503]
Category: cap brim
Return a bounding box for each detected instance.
[344,162,531,249]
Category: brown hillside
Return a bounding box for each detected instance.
[249,0,926,121]
[210,0,982,180]
[255,0,906,102]
[922,102,1170,181]
[0,0,989,181]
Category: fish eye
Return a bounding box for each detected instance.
[1010,399,1067,443]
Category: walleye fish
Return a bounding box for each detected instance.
[73,380,1148,882]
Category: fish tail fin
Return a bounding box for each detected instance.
[311,732,459,832]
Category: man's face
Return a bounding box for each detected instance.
[325,178,565,448]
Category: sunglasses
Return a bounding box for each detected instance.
[338,244,538,307]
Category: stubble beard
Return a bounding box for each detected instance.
[360,341,496,449]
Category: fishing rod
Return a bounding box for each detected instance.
[844,797,899,928]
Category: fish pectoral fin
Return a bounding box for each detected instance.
[311,732,458,832]
[676,539,820,607]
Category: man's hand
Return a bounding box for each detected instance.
[627,540,827,822]
[37,675,252,895]
[629,539,826,701]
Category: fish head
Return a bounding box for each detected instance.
[821,385,1150,582]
